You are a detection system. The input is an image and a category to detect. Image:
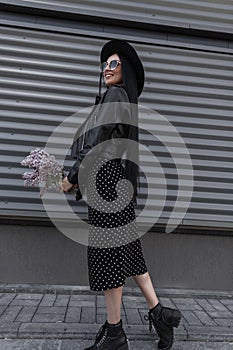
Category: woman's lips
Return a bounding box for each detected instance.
[105,73,114,78]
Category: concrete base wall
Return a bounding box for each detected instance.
[0,224,232,291]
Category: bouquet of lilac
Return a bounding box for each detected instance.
[21,148,64,197]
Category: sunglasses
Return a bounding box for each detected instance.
[100,60,121,73]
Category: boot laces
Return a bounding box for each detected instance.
[144,314,153,333]
[144,313,163,339]
[95,323,108,347]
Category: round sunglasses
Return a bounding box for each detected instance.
[100,60,121,73]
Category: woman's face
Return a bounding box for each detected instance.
[103,54,123,87]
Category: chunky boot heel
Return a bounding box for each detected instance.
[172,310,181,328]
[144,303,181,350]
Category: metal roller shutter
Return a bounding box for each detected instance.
[0,25,233,232]
[0,0,233,34]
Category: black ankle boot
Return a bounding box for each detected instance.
[84,319,129,350]
[144,303,181,350]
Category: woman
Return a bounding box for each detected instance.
[62,39,181,350]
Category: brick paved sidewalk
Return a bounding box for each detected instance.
[0,284,232,343]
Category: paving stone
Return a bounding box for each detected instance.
[80,307,96,324]
[123,296,147,309]
[15,306,37,322]
[208,311,233,319]
[54,295,70,307]
[69,300,95,307]
[10,298,41,306]
[0,306,22,322]
[0,339,24,349]
[96,295,105,307]
[225,305,233,312]
[214,318,233,327]
[208,299,230,312]
[96,313,107,324]
[221,299,233,306]
[220,300,233,312]
[36,306,67,314]
[60,339,96,350]
[22,339,44,350]
[18,322,72,337]
[194,310,217,326]
[17,339,62,350]
[0,321,21,338]
[181,311,203,326]
[172,298,203,311]
[96,307,109,315]
[124,308,143,325]
[0,294,16,306]
[14,293,43,300]
[123,295,145,303]
[32,307,67,323]
[159,297,176,308]
[18,322,100,338]
[32,313,65,323]
[32,307,66,322]
[65,307,81,323]
[196,298,216,312]
[0,306,7,316]
[70,295,96,302]
[41,339,62,350]
[40,294,57,307]
[187,325,233,342]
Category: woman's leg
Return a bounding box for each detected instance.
[134,272,181,350]
[84,286,128,349]
[133,272,159,309]
[104,286,123,324]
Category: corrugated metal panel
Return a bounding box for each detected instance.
[1,0,233,34]
[0,25,233,231]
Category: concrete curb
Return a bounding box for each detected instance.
[0,284,232,298]
[0,323,232,342]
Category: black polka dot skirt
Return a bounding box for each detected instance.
[86,158,147,291]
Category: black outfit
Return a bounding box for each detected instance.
[80,39,181,350]
[68,85,147,291]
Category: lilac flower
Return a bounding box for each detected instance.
[21,148,64,196]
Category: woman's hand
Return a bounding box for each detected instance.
[62,176,75,193]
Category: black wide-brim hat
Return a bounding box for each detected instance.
[100,39,144,97]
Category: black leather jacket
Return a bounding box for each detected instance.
[67,85,131,185]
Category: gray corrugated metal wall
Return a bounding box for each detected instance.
[1,0,233,34]
[0,1,233,233]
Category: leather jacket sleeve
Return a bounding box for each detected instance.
[67,86,131,185]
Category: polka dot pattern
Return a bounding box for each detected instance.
[86,158,148,291]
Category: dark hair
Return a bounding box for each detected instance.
[119,55,139,203]
[119,55,138,104]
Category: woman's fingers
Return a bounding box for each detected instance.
[62,177,74,192]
